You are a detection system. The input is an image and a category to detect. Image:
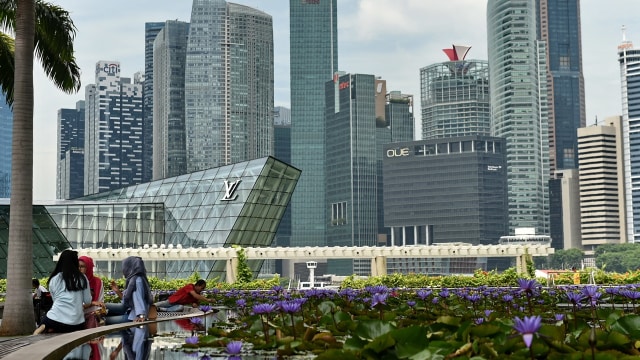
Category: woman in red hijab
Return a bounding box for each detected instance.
[79,255,104,328]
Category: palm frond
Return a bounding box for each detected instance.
[0,0,16,33]
[0,31,14,106]
[33,0,80,93]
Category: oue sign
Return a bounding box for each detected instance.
[386,147,410,158]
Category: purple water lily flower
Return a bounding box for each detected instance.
[190,317,203,325]
[416,289,432,300]
[474,317,484,325]
[370,292,388,308]
[554,314,565,321]
[236,299,246,308]
[185,336,199,345]
[199,305,212,312]
[280,301,302,314]
[407,300,416,308]
[620,289,640,300]
[566,291,585,304]
[484,309,494,318]
[226,340,243,355]
[252,303,277,315]
[517,279,538,293]
[513,315,541,348]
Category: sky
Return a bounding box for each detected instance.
[29,0,640,200]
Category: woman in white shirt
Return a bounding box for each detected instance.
[34,250,91,334]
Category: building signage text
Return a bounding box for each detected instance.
[221,179,242,201]
[386,147,410,158]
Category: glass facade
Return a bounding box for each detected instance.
[325,74,377,275]
[273,107,291,274]
[420,59,490,140]
[56,101,85,199]
[619,43,640,241]
[290,0,338,247]
[0,98,11,198]
[0,157,300,280]
[143,22,165,184]
[487,0,550,235]
[383,137,508,247]
[152,20,190,180]
[537,0,585,173]
[185,1,273,172]
[228,3,274,165]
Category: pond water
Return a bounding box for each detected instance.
[63,311,282,360]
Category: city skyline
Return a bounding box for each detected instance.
[29,0,640,199]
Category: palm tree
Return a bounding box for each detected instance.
[0,0,80,335]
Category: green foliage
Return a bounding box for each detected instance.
[548,248,584,270]
[595,243,640,273]
[233,245,253,284]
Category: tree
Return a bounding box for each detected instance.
[0,0,80,335]
[595,243,640,273]
[547,248,583,270]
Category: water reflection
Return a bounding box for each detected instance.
[63,312,279,360]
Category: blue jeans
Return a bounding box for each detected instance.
[105,303,130,325]
[154,300,184,312]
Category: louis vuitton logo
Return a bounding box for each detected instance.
[221,179,242,201]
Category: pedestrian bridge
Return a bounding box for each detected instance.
[60,244,553,282]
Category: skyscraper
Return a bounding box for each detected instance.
[84,61,144,195]
[325,73,378,275]
[420,45,490,140]
[325,74,414,275]
[56,101,85,199]
[619,34,640,242]
[0,99,11,198]
[152,20,190,180]
[290,0,338,247]
[487,0,550,235]
[273,106,291,275]
[184,0,273,173]
[578,117,626,248]
[143,22,166,183]
[537,0,585,174]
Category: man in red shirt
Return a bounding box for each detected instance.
[155,279,214,312]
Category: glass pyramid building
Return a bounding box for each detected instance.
[0,157,300,280]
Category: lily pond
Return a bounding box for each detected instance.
[67,279,640,359]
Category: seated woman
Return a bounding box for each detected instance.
[79,255,105,328]
[34,250,91,334]
[105,256,154,325]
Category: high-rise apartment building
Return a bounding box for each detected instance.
[619,35,640,242]
[420,45,490,140]
[0,99,10,198]
[56,101,85,199]
[143,22,166,183]
[290,0,338,247]
[152,20,190,180]
[184,0,273,173]
[537,0,585,174]
[578,117,626,248]
[84,61,144,195]
[487,0,550,235]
